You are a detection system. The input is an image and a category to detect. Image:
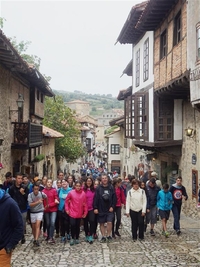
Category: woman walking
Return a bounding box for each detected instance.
[43,179,59,244]
[83,177,95,244]
[112,178,125,238]
[65,181,88,246]
[126,179,147,241]
[57,179,72,242]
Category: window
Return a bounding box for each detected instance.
[160,30,167,59]
[173,11,181,46]
[125,96,132,138]
[111,144,120,154]
[197,24,200,60]
[158,99,173,140]
[134,93,148,140]
[125,92,149,140]
[143,38,149,81]
[135,49,140,87]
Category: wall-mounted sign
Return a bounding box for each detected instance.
[192,153,197,165]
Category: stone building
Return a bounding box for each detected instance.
[0,29,62,180]
[116,0,200,217]
[66,99,90,116]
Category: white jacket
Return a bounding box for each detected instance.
[126,188,147,214]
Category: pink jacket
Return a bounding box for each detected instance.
[84,189,95,211]
[43,187,59,213]
[65,189,88,218]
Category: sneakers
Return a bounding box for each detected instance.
[70,239,75,246]
[107,236,112,242]
[150,229,155,236]
[93,233,98,239]
[161,230,165,236]
[35,240,40,247]
[85,236,89,242]
[176,230,181,235]
[43,232,48,238]
[33,240,37,245]
[88,236,94,244]
[21,237,26,244]
[48,238,55,244]
[60,236,66,243]
[115,231,121,237]
[66,234,71,241]
[100,237,107,243]
[112,233,116,239]
[75,239,80,244]
[164,231,169,238]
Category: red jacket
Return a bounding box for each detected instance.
[43,187,59,213]
[115,187,126,207]
[65,188,88,219]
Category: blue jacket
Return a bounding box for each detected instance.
[157,190,173,211]
[0,189,23,250]
[58,187,72,211]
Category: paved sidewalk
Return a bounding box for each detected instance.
[11,212,200,267]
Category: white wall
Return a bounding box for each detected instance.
[174,99,183,140]
[132,31,154,94]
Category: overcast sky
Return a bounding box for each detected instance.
[0,0,142,97]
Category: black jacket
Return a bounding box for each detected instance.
[0,190,23,250]
[146,184,160,209]
[93,184,116,214]
[9,183,28,212]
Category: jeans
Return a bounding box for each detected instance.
[44,212,57,239]
[172,204,181,231]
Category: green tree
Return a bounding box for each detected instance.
[10,37,41,70]
[43,96,86,162]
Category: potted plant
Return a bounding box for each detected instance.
[33,154,45,162]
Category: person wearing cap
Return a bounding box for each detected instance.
[146,177,160,236]
[147,171,162,189]
[0,188,23,267]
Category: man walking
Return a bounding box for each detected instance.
[146,178,160,236]
[0,188,23,267]
[169,176,188,235]
[93,173,116,242]
[9,172,29,244]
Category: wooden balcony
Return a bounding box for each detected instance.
[11,121,42,149]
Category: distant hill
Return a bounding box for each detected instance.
[53,90,124,116]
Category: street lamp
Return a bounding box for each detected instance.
[43,132,51,145]
[9,94,24,119]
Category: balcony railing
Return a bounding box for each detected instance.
[11,121,42,149]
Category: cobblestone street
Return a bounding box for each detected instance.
[11,212,200,267]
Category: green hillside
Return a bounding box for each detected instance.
[53,90,124,116]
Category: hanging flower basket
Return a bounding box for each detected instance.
[33,154,45,162]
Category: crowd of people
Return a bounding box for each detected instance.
[0,167,189,267]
